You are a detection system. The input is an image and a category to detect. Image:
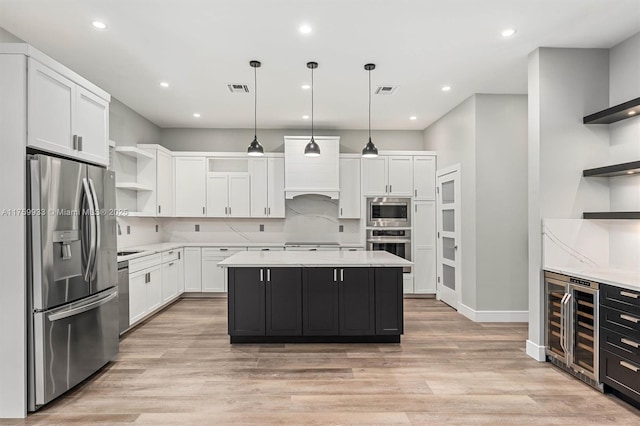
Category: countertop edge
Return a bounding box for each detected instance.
[544,266,640,292]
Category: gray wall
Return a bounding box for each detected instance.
[0,26,23,42]
[422,96,478,309]
[423,94,528,313]
[609,32,640,105]
[109,98,162,147]
[527,47,610,358]
[160,128,424,153]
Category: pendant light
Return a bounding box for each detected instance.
[304,61,321,157]
[247,60,264,156]
[362,63,379,158]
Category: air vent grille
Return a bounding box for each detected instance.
[227,84,250,93]
[375,86,398,95]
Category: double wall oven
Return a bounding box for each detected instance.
[366,198,412,273]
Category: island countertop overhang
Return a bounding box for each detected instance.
[218,250,413,268]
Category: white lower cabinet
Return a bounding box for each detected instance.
[129,265,162,325]
[201,247,246,292]
[177,249,185,293]
[161,260,179,303]
[184,247,203,292]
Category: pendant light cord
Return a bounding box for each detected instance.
[254,65,257,138]
[368,69,371,140]
[311,66,314,139]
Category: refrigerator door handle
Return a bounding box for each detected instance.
[82,178,97,282]
[88,178,101,279]
[48,289,118,322]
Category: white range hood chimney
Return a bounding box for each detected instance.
[284,136,340,199]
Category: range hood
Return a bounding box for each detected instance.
[284,136,340,199]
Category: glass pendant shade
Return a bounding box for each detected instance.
[247,136,264,156]
[362,137,378,158]
[304,137,321,157]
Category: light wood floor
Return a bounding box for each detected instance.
[5,298,640,425]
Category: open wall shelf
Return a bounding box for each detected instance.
[583,97,640,124]
[583,212,640,220]
[115,182,154,191]
[583,160,640,177]
[115,146,154,160]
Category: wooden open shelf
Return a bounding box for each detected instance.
[583,97,640,124]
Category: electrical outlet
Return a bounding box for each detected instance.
[155,224,159,233]
[126,226,131,235]
[339,225,344,233]
[195,224,200,232]
[259,224,264,232]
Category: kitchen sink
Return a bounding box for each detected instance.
[117,250,143,256]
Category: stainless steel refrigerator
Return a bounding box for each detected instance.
[27,153,119,411]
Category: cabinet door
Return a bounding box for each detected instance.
[249,158,268,217]
[177,250,185,294]
[339,268,375,335]
[413,156,436,200]
[267,157,286,218]
[156,150,174,216]
[228,174,250,217]
[206,174,228,217]
[174,157,207,217]
[184,247,202,292]
[339,158,361,219]
[375,268,403,335]
[303,268,339,335]
[414,201,436,294]
[146,266,163,312]
[266,268,302,335]
[202,256,226,292]
[362,157,388,196]
[388,156,413,196]
[129,270,147,324]
[228,268,265,336]
[27,58,75,156]
[161,261,179,303]
[75,86,109,166]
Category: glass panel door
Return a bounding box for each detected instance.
[436,168,460,309]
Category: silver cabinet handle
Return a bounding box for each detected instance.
[158,205,161,214]
[77,136,83,151]
[267,268,270,282]
[168,251,174,255]
[260,269,264,282]
[220,248,228,251]
[333,269,337,282]
[621,338,640,348]
[620,291,639,299]
[415,189,417,197]
[385,184,388,193]
[169,262,175,266]
[340,269,344,282]
[620,360,639,373]
[264,207,267,215]
[225,207,228,215]
[340,208,343,216]
[229,207,231,215]
[389,184,392,193]
[203,206,205,215]
[621,314,640,324]
[268,207,270,215]
[73,135,78,150]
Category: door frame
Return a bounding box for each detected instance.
[436,164,462,310]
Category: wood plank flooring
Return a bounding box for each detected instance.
[4,298,640,425]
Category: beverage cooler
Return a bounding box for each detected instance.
[545,271,601,389]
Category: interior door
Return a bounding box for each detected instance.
[436,167,461,309]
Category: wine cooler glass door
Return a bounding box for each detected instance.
[546,278,568,362]
[570,285,598,381]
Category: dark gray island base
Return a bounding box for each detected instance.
[227,267,404,343]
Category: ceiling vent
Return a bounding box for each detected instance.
[227,84,250,93]
[375,86,398,95]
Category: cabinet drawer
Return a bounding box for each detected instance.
[202,247,246,257]
[129,253,162,273]
[601,326,640,365]
[601,306,640,339]
[601,284,640,315]
[161,249,180,263]
[600,349,640,399]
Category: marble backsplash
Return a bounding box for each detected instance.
[117,195,363,248]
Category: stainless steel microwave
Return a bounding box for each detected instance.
[366,198,411,228]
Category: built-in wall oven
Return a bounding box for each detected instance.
[545,271,602,390]
[367,198,411,228]
[367,229,411,273]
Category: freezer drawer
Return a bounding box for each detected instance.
[30,287,119,410]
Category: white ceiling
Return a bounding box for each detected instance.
[1,0,639,130]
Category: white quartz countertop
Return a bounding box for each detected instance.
[545,266,640,292]
[117,242,365,262]
[218,250,413,268]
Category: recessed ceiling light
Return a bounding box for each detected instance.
[409,116,417,120]
[160,82,169,88]
[299,24,312,34]
[193,113,201,118]
[501,28,517,38]
[91,21,108,30]
[628,110,637,116]
[302,115,309,119]
[442,85,451,92]
[301,84,311,90]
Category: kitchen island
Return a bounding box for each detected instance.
[218,251,412,343]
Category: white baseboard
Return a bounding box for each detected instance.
[526,340,547,362]
[458,303,528,322]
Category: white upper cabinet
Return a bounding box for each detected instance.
[362,157,388,196]
[156,150,173,216]
[339,157,361,219]
[413,156,436,200]
[136,145,174,216]
[207,173,250,217]
[362,155,412,196]
[284,136,340,199]
[249,157,286,218]
[174,157,207,217]
[387,156,413,196]
[27,58,110,166]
